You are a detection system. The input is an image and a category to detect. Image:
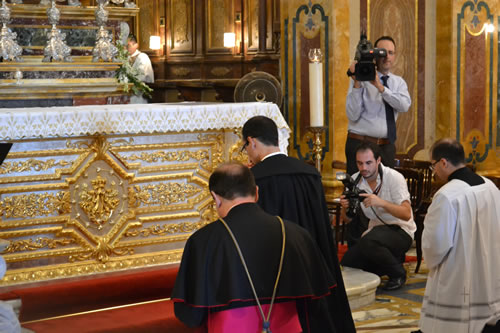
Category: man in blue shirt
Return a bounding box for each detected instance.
[345,36,411,175]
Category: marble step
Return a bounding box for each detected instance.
[342,267,381,310]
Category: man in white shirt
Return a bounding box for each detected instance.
[127,35,154,104]
[340,141,416,290]
[345,36,411,175]
[414,139,500,333]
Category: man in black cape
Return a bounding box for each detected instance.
[242,116,356,333]
[172,162,339,332]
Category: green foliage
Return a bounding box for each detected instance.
[114,43,153,99]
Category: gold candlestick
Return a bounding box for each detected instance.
[307,126,326,172]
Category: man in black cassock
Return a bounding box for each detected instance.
[172,162,339,332]
[242,116,356,333]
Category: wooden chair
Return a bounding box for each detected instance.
[328,160,348,249]
[327,200,345,250]
[395,159,432,202]
[395,166,426,272]
[395,159,434,273]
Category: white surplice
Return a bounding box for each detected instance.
[420,177,500,333]
[129,50,154,104]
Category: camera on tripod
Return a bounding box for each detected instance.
[336,172,367,218]
[347,34,387,81]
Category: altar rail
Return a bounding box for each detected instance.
[0,102,289,286]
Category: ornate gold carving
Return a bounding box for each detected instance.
[210,67,231,77]
[129,182,201,206]
[4,237,75,253]
[171,67,191,76]
[0,128,236,286]
[79,176,119,229]
[69,237,134,263]
[1,250,184,286]
[229,129,248,163]
[0,159,72,175]
[0,191,70,218]
[67,136,109,160]
[125,221,208,237]
[201,202,218,223]
[128,186,139,208]
[126,150,210,163]
[198,133,224,170]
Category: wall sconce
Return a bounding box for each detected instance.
[223,33,236,48]
[483,23,495,33]
[149,36,161,50]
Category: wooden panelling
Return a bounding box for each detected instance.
[247,0,260,51]
[149,0,280,103]
[168,0,195,55]
[368,0,424,157]
[136,0,158,50]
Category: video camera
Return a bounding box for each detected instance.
[336,172,367,218]
[347,34,387,81]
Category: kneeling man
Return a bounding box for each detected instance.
[172,162,338,332]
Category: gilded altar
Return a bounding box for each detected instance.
[0,102,289,286]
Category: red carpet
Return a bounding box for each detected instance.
[337,244,417,263]
[0,266,196,333]
[23,300,198,333]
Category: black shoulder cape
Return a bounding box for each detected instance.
[172,203,338,332]
[0,143,12,166]
[251,154,356,332]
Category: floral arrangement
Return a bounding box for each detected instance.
[114,42,153,99]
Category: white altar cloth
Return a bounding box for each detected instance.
[0,102,290,152]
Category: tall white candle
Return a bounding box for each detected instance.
[309,61,324,127]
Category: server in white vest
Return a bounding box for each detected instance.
[415,139,500,333]
[126,35,154,104]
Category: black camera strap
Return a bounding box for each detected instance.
[369,166,391,225]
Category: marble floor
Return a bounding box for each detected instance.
[352,249,428,333]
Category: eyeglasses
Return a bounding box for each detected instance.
[241,136,258,152]
[241,141,249,152]
[430,159,441,171]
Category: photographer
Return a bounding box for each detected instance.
[345,35,411,176]
[339,142,416,290]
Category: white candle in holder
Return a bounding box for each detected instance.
[308,48,324,127]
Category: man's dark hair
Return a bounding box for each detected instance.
[209,162,256,200]
[242,116,279,147]
[128,35,138,44]
[430,138,465,166]
[374,36,396,49]
[355,141,382,161]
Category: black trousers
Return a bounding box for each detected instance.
[341,224,412,279]
[345,136,396,176]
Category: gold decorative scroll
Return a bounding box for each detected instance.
[0,192,71,218]
[0,159,72,175]
[4,237,75,253]
[126,150,209,163]
[130,183,201,206]
[125,220,209,237]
